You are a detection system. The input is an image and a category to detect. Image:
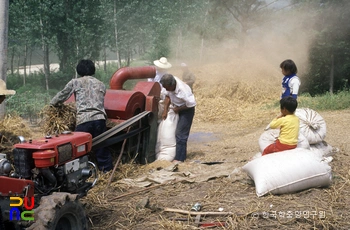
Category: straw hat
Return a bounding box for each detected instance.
[0,79,15,95]
[153,57,172,69]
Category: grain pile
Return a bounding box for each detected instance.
[187,60,281,126]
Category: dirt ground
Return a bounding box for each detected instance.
[78,59,350,230]
[82,108,350,230]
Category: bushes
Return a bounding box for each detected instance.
[298,91,350,111]
[6,86,54,121]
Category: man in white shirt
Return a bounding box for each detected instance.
[160,74,196,162]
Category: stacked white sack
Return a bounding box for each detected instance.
[245,108,337,197]
[242,148,332,197]
[258,108,337,159]
[295,108,338,158]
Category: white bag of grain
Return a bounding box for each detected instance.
[309,140,339,158]
[295,108,327,144]
[242,148,332,197]
[156,109,179,161]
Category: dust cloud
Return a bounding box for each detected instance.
[166,2,327,123]
[168,2,322,93]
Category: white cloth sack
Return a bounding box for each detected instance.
[295,108,327,144]
[156,109,179,161]
[242,148,332,197]
[309,141,338,158]
[258,129,310,152]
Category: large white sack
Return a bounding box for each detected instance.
[156,109,179,161]
[295,108,327,144]
[258,129,310,152]
[309,141,339,158]
[242,148,332,197]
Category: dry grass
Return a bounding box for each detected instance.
[0,114,33,159]
[82,149,350,229]
[39,103,76,134]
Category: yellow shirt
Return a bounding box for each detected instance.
[269,114,299,145]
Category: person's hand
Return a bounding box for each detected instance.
[162,109,168,120]
[173,106,179,114]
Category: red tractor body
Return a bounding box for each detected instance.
[15,131,92,168]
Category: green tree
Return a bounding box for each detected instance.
[8,0,36,85]
[50,0,105,75]
[6,0,213,91]
[303,0,350,95]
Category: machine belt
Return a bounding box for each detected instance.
[92,110,151,147]
[92,126,149,150]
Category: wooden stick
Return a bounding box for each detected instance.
[163,208,234,216]
[106,127,131,190]
[109,183,166,201]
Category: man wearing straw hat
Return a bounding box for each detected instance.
[0,79,15,104]
[148,57,172,83]
[149,57,172,120]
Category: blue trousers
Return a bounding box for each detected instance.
[76,119,113,172]
[174,107,195,161]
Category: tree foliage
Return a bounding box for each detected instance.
[302,0,350,95]
[8,0,209,89]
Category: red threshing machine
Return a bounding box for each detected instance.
[0,66,160,230]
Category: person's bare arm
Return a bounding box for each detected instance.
[162,96,171,120]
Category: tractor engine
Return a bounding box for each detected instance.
[0,131,97,198]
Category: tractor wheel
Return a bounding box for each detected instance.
[27,192,88,230]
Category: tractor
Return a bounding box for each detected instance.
[0,66,160,229]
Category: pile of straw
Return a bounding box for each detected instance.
[39,103,76,135]
[0,114,33,159]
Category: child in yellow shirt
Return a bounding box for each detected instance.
[262,96,299,156]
